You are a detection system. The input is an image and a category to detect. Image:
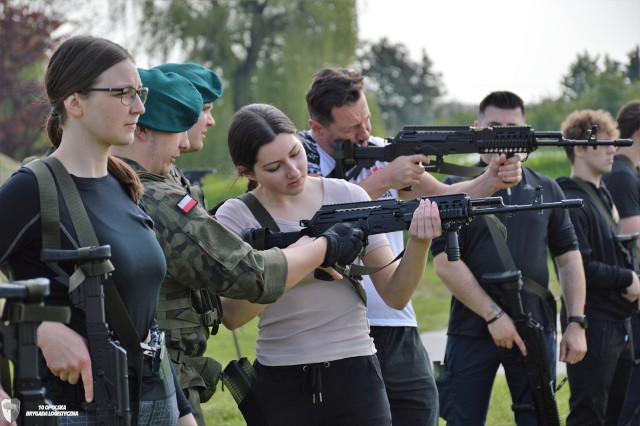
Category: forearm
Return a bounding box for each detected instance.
[556,250,586,316]
[433,253,502,320]
[372,239,430,309]
[448,171,496,198]
[357,169,390,200]
[281,237,327,289]
[221,297,265,330]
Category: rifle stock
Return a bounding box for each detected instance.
[243,188,583,262]
[0,279,70,426]
[40,246,131,426]
[482,270,561,426]
[332,125,633,179]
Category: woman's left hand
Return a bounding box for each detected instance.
[408,199,442,242]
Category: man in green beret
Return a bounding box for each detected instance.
[154,63,222,160]
[150,63,225,424]
[154,63,223,208]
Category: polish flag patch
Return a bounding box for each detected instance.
[177,194,198,213]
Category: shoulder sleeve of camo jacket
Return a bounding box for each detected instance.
[140,180,287,304]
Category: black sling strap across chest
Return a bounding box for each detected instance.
[570,176,618,235]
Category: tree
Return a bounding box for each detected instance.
[358,37,444,132]
[560,51,600,101]
[0,0,63,160]
[429,101,476,127]
[127,0,359,172]
[626,45,640,83]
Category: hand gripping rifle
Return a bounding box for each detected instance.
[242,188,583,262]
[332,125,633,180]
[40,246,131,426]
[482,270,561,426]
[0,279,70,426]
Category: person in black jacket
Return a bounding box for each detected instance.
[603,99,640,425]
[557,108,640,426]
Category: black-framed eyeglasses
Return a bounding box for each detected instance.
[79,87,149,106]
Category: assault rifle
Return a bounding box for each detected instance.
[482,270,561,426]
[41,246,131,426]
[242,188,583,262]
[332,125,633,180]
[0,278,70,426]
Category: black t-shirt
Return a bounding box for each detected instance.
[0,167,167,406]
[432,167,579,337]
[603,155,640,219]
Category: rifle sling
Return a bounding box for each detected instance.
[26,157,143,424]
[238,193,280,232]
[483,215,557,318]
[570,176,618,235]
[237,193,370,304]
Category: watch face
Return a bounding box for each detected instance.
[569,316,587,329]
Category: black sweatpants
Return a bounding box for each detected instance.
[566,316,633,426]
[253,355,391,425]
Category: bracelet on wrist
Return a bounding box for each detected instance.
[486,309,505,325]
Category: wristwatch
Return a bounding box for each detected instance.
[568,315,588,329]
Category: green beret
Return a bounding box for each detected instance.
[138,68,203,133]
[154,63,223,103]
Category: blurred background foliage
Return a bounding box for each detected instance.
[1,0,640,176]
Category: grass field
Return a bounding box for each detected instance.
[197,149,574,425]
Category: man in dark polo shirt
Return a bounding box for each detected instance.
[557,108,639,425]
[432,91,587,425]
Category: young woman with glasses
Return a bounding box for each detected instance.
[0,35,196,425]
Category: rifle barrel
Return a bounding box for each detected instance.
[472,199,583,216]
[535,137,633,147]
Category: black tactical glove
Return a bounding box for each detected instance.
[320,223,365,267]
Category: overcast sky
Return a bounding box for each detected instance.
[358,0,640,105]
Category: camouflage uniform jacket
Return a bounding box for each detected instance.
[164,165,214,359]
[122,158,288,358]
